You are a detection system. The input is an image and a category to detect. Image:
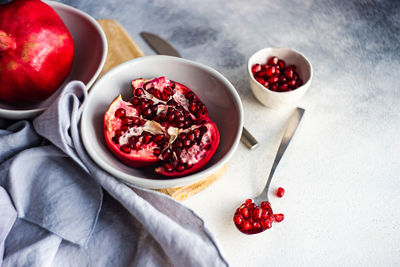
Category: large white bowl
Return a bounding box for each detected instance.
[0,1,107,120]
[81,55,243,189]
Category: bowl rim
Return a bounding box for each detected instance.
[247,47,313,95]
[81,55,244,189]
[0,1,107,119]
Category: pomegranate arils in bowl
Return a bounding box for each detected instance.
[104,76,220,178]
[248,47,313,109]
[251,56,303,93]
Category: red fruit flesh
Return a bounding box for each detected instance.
[0,0,74,104]
[104,77,220,177]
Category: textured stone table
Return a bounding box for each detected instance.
[60,0,400,265]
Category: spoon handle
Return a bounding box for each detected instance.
[255,107,305,203]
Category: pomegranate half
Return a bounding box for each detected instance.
[104,77,220,177]
[0,0,74,104]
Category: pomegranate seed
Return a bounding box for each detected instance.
[143,108,152,116]
[162,148,171,159]
[241,207,249,218]
[167,113,174,122]
[193,128,200,138]
[234,214,243,225]
[159,112,167,121]
[189,102,197,112]
[252,207,262,220]
[114,108,125,118]
[251,64,262,74]
[174,140,183,149]
[153,134,164,143]
[261,201,271,209]
[276,187,285,197]
[140,102,149,110]
[256,77,264,84]
[134,142,142,150]
[252,222,261,230]
[164,163,173,172]
[153,148,162,156]
[284,68,294,79]
[142,135,152,144]
[279,84,289,92]
[270,83,279,91]
[288,79,297,87]
[135,88,144,96]
[274,213,284,222]
[265,65,276,76]
[175,164,185,172]
[179,133,186,140]
[268,76,279,84]
[241,221,252,231]
[153,89,161,99]
[187,133,195,141]
[175,115,184,122]
[185,91,195,100]
[279,76,287,84]
[267,56,279,65]
[278,59,285,69]
[131,98,139,105]
[183,139,191,147]
[163,87,171,95]
[120,144,130,153]
[261,219,272,229]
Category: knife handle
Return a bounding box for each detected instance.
[241,127,259,150]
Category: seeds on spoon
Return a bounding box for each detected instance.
[233,199,284,234]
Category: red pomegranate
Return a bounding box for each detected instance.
[104,77,220,178]
[0,0,74,104]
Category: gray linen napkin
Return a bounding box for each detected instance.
[0,81,228,267]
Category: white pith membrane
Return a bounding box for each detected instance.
[107,76,214,173]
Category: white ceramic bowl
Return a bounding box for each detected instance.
[81,55,243,189]
[0,1,107,120]
[248,47,313,109]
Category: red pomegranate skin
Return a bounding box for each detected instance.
[0,0,74,104]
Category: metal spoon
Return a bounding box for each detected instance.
[234,107,305,234]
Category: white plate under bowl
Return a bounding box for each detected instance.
[81,55,243,189]
[0,1,107,120]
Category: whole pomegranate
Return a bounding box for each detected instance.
[104,77,220,177]
[0,0,74,104]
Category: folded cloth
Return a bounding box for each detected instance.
[0,81,228,267]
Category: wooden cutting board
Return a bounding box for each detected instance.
[96,19,226,201]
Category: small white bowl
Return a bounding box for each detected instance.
[248,47,313,109]
[0,1,107,120]
[81,55,243,189]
